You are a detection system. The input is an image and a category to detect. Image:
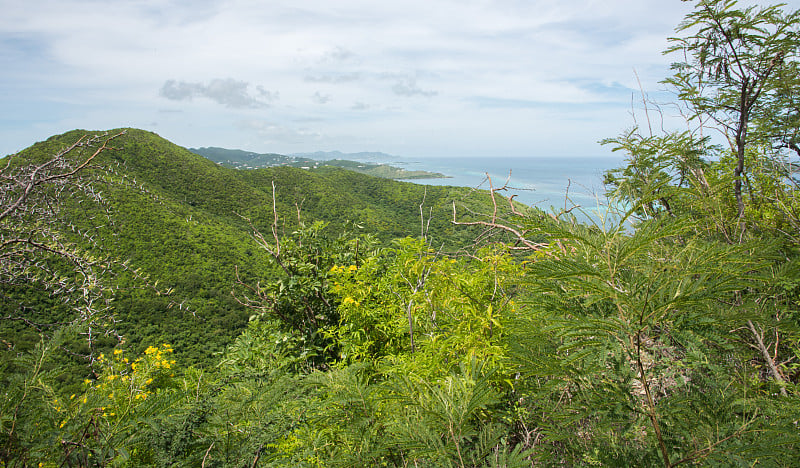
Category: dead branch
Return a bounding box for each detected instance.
[452,201,546,251]
[0,131,124,223]
[747,319,789,397]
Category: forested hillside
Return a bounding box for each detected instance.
[0,129,509,378]
[2,1,800,466]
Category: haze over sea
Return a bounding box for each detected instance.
[393,155,626,218]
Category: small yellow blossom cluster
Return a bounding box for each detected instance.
[86,345,176,416]
[341,296,360,306]
[329,265,360,296]
[329,264,358,274]
[52,344,179,433]
[142,343,176,370]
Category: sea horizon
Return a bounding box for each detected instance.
[390,155,626,217]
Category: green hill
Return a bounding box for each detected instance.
[1,128,519,373]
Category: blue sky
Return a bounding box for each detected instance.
[1,0,796,158]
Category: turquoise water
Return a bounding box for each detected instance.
[392,156,625,217]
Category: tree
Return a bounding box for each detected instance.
[1,131,124,334]
[1,131,126,464]
[512,209,800,466]
[664,0,800,230]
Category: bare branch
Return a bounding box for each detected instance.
[452,201,546,251]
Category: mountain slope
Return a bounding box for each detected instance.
[2,128,513,372]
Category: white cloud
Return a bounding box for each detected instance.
[312,92,331,104]
[3,0,798,157]
[160,78,273,108]
[391,77,437,98]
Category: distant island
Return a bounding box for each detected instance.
[189,147,448,180]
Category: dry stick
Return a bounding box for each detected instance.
[491,170,528,217]
[270,180,280,256]
[201,442,215,467]
[747,319,789,397]
[507,193,525,216]
[485,171,503,224]
[239,182,289,274]
[419,186,427,240]
[250,445,264,468]
[398,263,433,354]
[407,298,416,353]
[295,202,302,224]
[633,68,653,137]
[452,171,547,250]
[452,202,546,251]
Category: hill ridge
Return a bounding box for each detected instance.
[2,127,510,373]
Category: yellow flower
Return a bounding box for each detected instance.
[348,265,358,272]
[113,349,123,355]
[145,378,153,385]
[342,297,360,306]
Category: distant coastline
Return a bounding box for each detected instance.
[391,155,624,216]
[188,147,624,215]
[189,147,448,180]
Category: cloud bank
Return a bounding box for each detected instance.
[160,79,276,109]
[3,0,780,157]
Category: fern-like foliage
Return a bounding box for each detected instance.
[508,202,797,465]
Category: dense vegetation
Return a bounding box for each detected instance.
[0,128,505,384]
[2,1,800,466]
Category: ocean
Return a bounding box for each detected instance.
[390,155,625,217]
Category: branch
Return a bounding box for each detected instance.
[747,319,789,397]
[0,131,124,223]
[451,202,546,251]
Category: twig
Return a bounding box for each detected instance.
[451,202,546,251]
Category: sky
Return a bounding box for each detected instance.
[2,0,798,159]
